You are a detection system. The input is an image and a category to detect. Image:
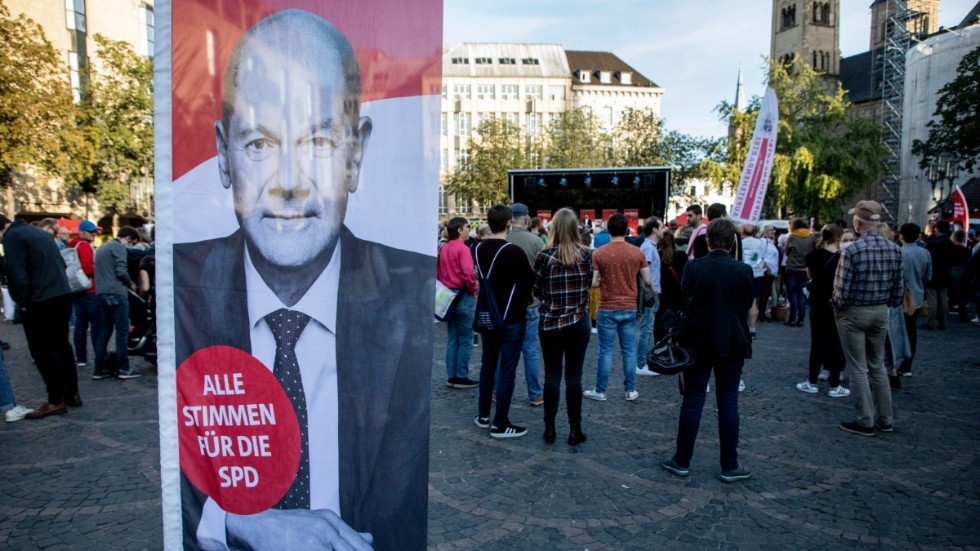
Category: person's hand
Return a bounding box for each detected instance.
[226,508,373,550]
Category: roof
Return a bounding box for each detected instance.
[839,49,882,104]
[443,43,570,78]
[957,1,980,29]
[565,50,660,88]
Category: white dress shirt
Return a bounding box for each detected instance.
[198,243,341,550]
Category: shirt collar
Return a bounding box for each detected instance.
[245,241,340,334]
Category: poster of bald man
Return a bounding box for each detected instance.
[155,1,441,549]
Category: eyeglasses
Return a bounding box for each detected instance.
[243,126,352,162]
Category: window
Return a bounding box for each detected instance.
[440,149,448,173]
[524,85,542,99]
[821,3,831,24]
[521,58,540,65]
[477,84,495,100]
[476,112,494,127]
[498,57,516,65]
[454,112,471,135]
[65,0,86,31]
[618,71,632,85]
[502,112,520,127]
[578,70,591,83]
[441,113,448,136]
[474,57,492,65]
[439,185,449,215]
[605,107,614,128]
[457,148,469,164]
[451,57,469,64]
[526,113,542,136]
[441,84,447,99]
[453,84,471,99]
[500,84,519,100]
[599,71,611,84]
[138,5,154,58]
[549,86,565,100]
[65,0,88,102]
[780,4,796,29]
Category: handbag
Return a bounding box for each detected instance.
[61,244,91,293]
[434,280,462,322]
[902,288,916,316]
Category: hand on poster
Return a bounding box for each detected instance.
[226,509,374,550]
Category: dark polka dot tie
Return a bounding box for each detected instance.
[266,308,312,509]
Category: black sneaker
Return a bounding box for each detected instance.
[473,415,490,429]
[875,422,893,433]
[490,423,527,438]
[117,369,143,380]
[660,459,690,477]
[720,466,752,483]
[450,377,479,389]
[839,421,874,436]
[92,372,112,380]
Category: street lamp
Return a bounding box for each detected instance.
[927,153,959,204]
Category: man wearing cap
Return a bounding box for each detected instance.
[504,203,544,406]
[832,200,903,436]
[70,221,102,370]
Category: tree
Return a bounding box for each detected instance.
[445,118,539,207]
[912,45,980,173]
[543,108,607,168]
[703,57,885,222]
[0,3,81,186]
[612,107,665,167]
[80,34,154,214]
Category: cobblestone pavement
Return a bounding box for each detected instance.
[1,313,978,550]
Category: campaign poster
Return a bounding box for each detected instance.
[536,210,552,224]
[154,1,441,549]
[730,87,778,224]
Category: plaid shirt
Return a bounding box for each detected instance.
[832,231,903,310]
[532,246,593,331]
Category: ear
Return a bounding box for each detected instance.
[347,116,373,193]
[215,120,232,190]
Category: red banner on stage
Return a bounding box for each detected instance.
[602,209,618,222]
[536,210,552,223]
[580,209,595,224]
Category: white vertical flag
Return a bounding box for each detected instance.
[731,87,778,224]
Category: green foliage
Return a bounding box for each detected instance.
[80,34,154,213]
[703,57,885,222]
[0,2,79,186]
[445,118,541,206]
[544,108,608,168]
[912,45,980,173]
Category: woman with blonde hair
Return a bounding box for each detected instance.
[532,208,593,445]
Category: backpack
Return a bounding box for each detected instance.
[61,243,91,293]
[472,242,515,334]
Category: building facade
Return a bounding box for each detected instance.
[771,0,841,75]
[3,0,154,226]
[440,43,663,218]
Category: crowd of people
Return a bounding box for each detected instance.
[437,199,980,480]
[0,216,156,423]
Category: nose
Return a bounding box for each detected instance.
[270,143,310,202]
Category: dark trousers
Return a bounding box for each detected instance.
[673,358,743,471]
[808,306,844,386]
[785,269,808,323]
[95,294,130,375]
[478,321,525,428]
[73,293,102,365]
[21,294,77,404]
[540,316,590,431]
[758,272,775,318]
[898,311,919,373]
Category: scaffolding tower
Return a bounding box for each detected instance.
[877,0,912,225]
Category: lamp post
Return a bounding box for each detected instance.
[927,153,959,208]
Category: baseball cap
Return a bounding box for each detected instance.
[79,220,100,233]
[510,203,529,217]
[848,200,882,221]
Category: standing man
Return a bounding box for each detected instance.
[473,204,535,437]
[174,10,431,550]
[661,218,753,482]
[685,204,705,259]
[437,217,479,389]
[922,220,957,330]
[69,220,102,370]
[635,218,662,377]
[504,203,544,406]
[1,215,79,418]
[897,223,931,377]
[585,213,650,402]
[832,200,902,436]
[94,226,142,380]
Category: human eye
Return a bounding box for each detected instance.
[303,133,343,158]
[243,138,277,161]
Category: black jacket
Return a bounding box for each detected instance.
[2,220,71,306]
[680,250,753,361]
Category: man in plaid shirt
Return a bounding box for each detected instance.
[832,200,903,437]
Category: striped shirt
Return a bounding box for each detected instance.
[832,231,903,310]
[532,246,593,331]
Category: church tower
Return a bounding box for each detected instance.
[770,0,841,75]
[869,0,940,50]
[729,65,747,142]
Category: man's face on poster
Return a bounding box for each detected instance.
[216,32,371,269]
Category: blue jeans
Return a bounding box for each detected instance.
[0,349,15,413]
[495,305,543,400]
[445,292,475,380]
[478,321,526,428]
[95,294,130,375]
[635,295,659,368]
[73,293,103,365]
[595,309,638,394]
[673,358,744,471]
[785,269,808,323]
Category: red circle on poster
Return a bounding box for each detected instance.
[177,346,300,515]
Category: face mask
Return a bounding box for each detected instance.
[841,241,854,249]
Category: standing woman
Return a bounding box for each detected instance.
[784,217,816,326]
[437,217,480,389]
[796,224,849,397]
[655,231,688,339]
[533,208,593,445]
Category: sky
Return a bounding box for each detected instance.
[444,0,976,139]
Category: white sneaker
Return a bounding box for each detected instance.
[625,390,639,401]
[4,405,33,423]
[817,369,830,381]
[591,327,598,334]
[706,384,710,393]
[76,362,87,368]
[738,379,746,392]
[583,389,607,401]
[796,381,819,394]
[827,386,851,398]
[636,366,661,377]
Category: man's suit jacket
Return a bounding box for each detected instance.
[680,250,753,362]
[174,226,434,551]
